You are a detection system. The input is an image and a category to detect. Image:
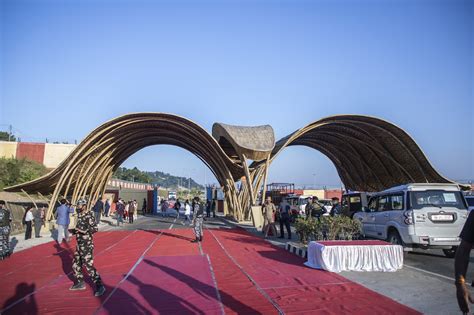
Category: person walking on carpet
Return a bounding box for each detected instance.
[56,199,74,244]
[184,200,192,225]
[69,199,106,297]
[191,197,204,243]
[262,196,277,238]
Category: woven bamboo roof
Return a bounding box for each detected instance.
[212,123,275,162]
[6,113,460,208]
[5,113,245,196]
[251,115,454,192]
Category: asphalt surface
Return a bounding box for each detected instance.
[404,248,474,283]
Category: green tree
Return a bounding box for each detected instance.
[0,158,48,190]
[0,131,16,142]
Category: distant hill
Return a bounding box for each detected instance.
[113,167,204,190]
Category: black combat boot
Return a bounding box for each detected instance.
[199,236,202,242]
[94,284,106,297]
[69,281,86,291]
[191,238,199,243]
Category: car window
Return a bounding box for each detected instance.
[391,194,404,210]
[410,190,467,210]
[465,197,474,207]
[378,196,389,211]
[368,197,377,211]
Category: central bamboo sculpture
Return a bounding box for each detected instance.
[6,113,453,222]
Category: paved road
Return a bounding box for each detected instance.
[404,248,474,283]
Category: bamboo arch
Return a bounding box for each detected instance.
[6,113,456,222]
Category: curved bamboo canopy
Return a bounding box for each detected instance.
[5,113,246,220]
[5,113,457,221]
[251,115,453,192]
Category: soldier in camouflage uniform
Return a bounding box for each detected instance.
[0,200,12,260]
[69,199,106,297]
[191,197,204,243]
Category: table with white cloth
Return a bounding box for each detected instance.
[304,240,404,273]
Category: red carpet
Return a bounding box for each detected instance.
[206,228,420,315]
[0,228,421,314]
[97,255,222,315]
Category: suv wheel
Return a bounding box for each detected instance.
[387,230,403,246]
[442,247,457,258]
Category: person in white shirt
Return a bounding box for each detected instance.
[184,200,192,225]
[23,206,34,240]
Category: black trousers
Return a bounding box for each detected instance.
[25,221,32,240]
[129,213,134,223]
[279,216,291,238]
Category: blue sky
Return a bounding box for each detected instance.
[1,0,472,187]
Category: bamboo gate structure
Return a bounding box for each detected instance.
[6,113,455,223]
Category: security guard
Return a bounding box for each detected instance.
[305,196,326,220]
[0,200,12,260]
[69,199,105,297]
[191,197,204,243]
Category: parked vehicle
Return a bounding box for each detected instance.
[464,195,474,212]
[319,199,333,216]
[281,195,310,222]
[353,183,468,258]
[341,192,372,218]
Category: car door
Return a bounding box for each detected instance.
[363,197,378,237]
[374,195,390,239]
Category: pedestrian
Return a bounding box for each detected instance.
[455,205,474,314]
[133,200,138,220]
[278,199,292,239]
[191,197,204,243]
[329,197,342,217]
[211,199,217,218]
[305,196,325,220]
[128,200,136,224]
[0,200,12,260]
[116,199,125,226]
[142,198,147,215]
[104,199,111,217]
[184,199,191,225]
[93,198,104,225]
[161,200,169,217]
[205,200,211,218]
[69,199,106,297]
[55,199,74,244]
[174,198,181,219]
[124,200,129,221]
[23,206,34,240]
[33,206,44,238]
[262,196,277,238]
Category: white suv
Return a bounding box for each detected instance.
[353,183,469,258]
